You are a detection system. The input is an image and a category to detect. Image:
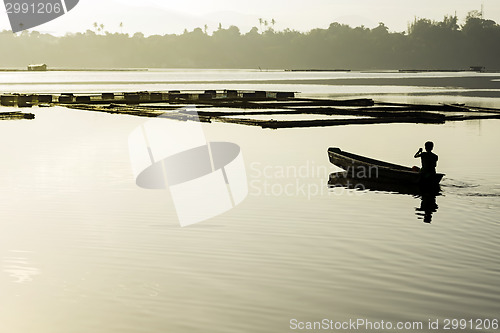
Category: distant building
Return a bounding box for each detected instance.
[469,66,485,72]
[27,64,47,71]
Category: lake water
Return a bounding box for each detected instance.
[0,70,499,333]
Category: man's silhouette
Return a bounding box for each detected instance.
[414,141,438,182]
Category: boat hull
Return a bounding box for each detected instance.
[328,172,441,196]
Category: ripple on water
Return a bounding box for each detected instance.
[2,250,41,284]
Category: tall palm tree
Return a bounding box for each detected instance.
[258,18,263,32]
[271,19,276,30]
[204,24,208,34]
[119,22,123,34]
[99,23,104,34]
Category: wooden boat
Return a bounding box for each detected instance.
[327,147,444,185]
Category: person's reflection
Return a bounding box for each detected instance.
[415,192,439,223]
[328,172,441,223]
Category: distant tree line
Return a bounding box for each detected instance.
[0,12,499,70]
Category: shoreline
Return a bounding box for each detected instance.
[0,68,149,72]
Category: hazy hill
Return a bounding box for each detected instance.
[0,12,498,70]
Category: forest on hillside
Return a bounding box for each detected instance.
[0,11,499,70]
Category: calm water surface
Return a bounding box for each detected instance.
[0,70,499,332]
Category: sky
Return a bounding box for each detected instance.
[0,0,499,35]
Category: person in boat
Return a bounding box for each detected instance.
[414,141,438,182]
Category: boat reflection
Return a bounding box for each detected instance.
[328,172,440,223]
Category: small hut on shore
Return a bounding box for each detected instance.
[469,66,485,72]
[27,64,47,71]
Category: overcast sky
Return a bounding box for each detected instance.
[1,0,499,35]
